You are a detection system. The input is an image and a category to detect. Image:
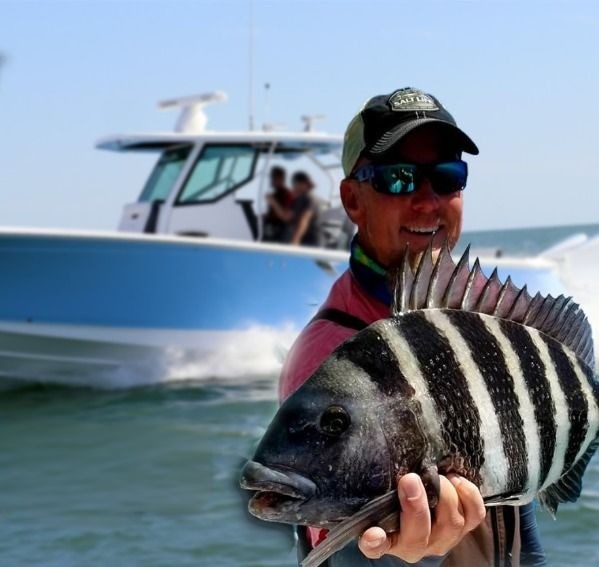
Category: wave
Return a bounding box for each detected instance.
[0,324,299,391]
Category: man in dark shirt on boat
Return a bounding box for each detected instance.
[280,87,546,566]
[263,166,293,242]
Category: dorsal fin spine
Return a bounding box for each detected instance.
[441,246,470,309]
[475,267,498,313]
[426,242,442,309]
[506,284,525,319]
[393,248,412,314]
[523,292,543,326]
[558,305,579,343]
[570,318,587,352]
[410,242,433,310]
[542,295,568,333]
[535,294,556,329]
[493,276,512,317]
[552,300,576,340]
[461,258,481,310]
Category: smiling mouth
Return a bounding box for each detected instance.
[403,225,441,236]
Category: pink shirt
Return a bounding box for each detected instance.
[279,269,389,401]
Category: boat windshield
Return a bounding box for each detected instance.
[176,145,257,204]
[139,145,193,202]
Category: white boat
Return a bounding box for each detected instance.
[1,93,597,388]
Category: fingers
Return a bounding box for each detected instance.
[358,526,390,559]
[358,473,487,563]
[393,473,433,562]
[447,474,487,533]
[425,475,465,556]
[359,473,432,562]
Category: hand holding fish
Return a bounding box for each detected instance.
[358,473,486,562]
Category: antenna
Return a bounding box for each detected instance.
[248,0,255,131]
[158,91,228,133]
[263,82,271,129]
[301,114,326,133]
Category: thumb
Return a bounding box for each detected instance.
[359,526,390,559]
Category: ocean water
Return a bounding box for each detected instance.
[2,223,599,567]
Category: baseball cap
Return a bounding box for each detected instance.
[342,87,479,176]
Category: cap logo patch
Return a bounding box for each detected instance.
[388,89,438,112]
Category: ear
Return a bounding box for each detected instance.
[340,178,364,225]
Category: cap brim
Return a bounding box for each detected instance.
[368,118,479,157]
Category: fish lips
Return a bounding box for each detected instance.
[240,460,317,522]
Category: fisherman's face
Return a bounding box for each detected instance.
[341,124,464,268]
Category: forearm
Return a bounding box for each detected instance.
[268,198,293,222]
[291,211,313,244]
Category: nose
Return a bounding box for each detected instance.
[410,177,439,213]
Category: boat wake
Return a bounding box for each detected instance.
[161,323,298,384]
[0,323,300,391]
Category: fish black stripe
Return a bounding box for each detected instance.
[395,312,484,485]
[334,327,415,398]
[540,334,589,474]
[581,363,599,414]
[498,319,557,487]
[446,311,528,494]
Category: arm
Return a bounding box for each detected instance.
[266,194,293,223]
[290,209,315,245]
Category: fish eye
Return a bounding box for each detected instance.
[319,405,350,437]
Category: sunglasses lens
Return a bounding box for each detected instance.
[355,161,467,196]
[374,165,417,194]
[430,161,468,194]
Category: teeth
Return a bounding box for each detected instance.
[406,226,439,234]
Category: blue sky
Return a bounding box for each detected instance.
[1,0,598,232]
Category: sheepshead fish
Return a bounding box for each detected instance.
[240,243,599,567]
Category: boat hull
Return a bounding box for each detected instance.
[0,229,575,388]
[0,229,346,386]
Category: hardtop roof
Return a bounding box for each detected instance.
[96,130,344,153]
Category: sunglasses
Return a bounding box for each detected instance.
[351,160,468,196]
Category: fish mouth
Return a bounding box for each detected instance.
[240,460,317,520]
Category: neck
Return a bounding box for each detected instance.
[349,237,392,306]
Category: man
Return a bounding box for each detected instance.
[279,88,546,566]
[263,166,293,242]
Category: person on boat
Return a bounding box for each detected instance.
[263,166,293,242]
[286,171,320,246]
[279,87,546,566]
[266,170,321,246]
